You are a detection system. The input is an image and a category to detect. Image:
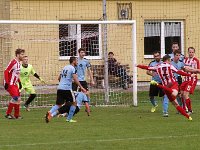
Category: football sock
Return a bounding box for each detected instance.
[67,105,76,120]
[6,102,14,115]
[25,94,36,106]
[176,105,189,119]
[176,96,182,106]
[150,97,156,106]
[14,104,20,118]
[181,98,186,111]
[51,111,58,117]
[185,98,192,112]
[50,105,59,114]
[162,95,169,113]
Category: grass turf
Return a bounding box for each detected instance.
[0,99,199,150]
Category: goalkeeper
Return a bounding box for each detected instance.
[20,56,45,111]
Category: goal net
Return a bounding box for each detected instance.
[0,20,137,108]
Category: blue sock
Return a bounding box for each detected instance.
[50,105,59,114]
[67,105,76,120]
[150,97,156,106]
[163,95,169,113]
[177,97,182,106]
[51,111,58,117]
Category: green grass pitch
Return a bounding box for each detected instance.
[0,91,200,150]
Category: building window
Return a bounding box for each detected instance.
[144,21,184,58]
[59,24,102,60]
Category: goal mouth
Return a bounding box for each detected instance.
[0,20,137,107]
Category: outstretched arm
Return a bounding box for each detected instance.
[137,64,155,71]
[176,70,192,77]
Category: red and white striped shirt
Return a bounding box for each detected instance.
[149,62,177,86]
[4,59,21,85]
[183,57,200,82]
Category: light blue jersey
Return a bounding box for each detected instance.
[169,53,185,62]
[171,60,185,80]
[76,58,91,81]
[75,92,88,109]
[57,65,76,90]
[148,60,162,83]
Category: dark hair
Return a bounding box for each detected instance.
[15,48,25,56]
[78,48,86,53]
[188,47,195,52]
[172,42,179,46]
[152,51,160,55]
[69,56,77,64]
[162,55,171,62]
[173,50,181,55]
[108,52,114,55]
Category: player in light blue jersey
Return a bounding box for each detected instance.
[168,42,184,62]
[45,91,90,123]
[72,48,95,112]
[45,56,86,123]
[146,51,168,114]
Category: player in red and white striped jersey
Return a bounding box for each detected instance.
[180,47,200,114]
[137,55,196,121]
[4,48,25,119]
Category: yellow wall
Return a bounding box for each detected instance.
[1,0,200,83]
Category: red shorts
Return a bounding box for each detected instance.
[165,82,178,102]
[180,80,197,94]
[7,85,20,98]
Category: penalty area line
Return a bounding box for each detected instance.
[0,134,198,147]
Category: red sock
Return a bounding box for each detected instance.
[185,98,192,112]
[14,104,20,118]
[157,84,173,93]
[181,98,186,111]
[176,106,189,119]
[6,102,15,115]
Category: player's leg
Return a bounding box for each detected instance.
[80,81,91,113]
[66,91,77,122]
[162,94,169,117]
[166,91,191,120]
[149,84,158,112]
[24,85,36,111]
[5,85,21,119]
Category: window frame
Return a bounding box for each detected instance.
[144,20,184,59]
[59,24,102,60]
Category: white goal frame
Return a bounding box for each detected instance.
[0,20,137,106]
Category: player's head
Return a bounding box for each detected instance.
[188,47,195,58]
[69,56,78,66]
[173,50,181,62]
[108,52,114,58]
[78,48,86,58]
[172,42,179,52]
[162,55,171,63]
[22,55,28,65]
[15,48,25,61]
[152,51,161,62]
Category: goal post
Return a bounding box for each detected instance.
[0,20,137,108]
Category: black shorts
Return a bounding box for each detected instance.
[72,81,89,91]
[56,90,75,105]
[149,84,164,97]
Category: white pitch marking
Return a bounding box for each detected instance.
[0,134,198,147]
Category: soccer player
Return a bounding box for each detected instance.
[146,51,167,114]
[72,48,95,111]
[45,56,86,123]
[46,91,90,123]
[180,47,200,114]
[4,48,25,119]
[20,55,45,111]
[168,42,184,61]
[137,55,196,121]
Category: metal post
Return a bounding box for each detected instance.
[102,0,109,104]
